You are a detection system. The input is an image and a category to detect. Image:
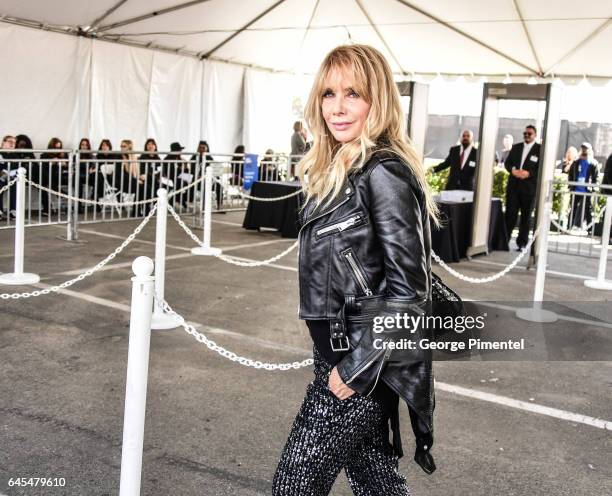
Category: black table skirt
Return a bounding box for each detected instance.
[242,184,509,259]
[431,198,509,263]
[242,181,303,238]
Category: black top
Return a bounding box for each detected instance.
[306,319,398,419]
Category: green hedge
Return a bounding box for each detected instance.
[427,165,606,220]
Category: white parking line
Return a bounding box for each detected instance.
[13,281,612,432]
[468,258,604,281]
[469,300,612,330]
[54,225,192,252]
[436,381,612,430]
[52,238,296,276]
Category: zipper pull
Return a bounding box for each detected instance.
[338,215,360,232]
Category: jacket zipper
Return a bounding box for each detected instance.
[365,348,392,396]
[315,214,361,237]
[343,250,373,296]
[297,195,351,318]
[298,194,351,235]
[345,347,387,385]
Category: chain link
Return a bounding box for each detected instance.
[214,178,304,202]
[23,175,204,207]
[0,177,18,195]
[0,204,157,299]
[167,203,299,267]
[157,296,313,370]
[432,228,539,284]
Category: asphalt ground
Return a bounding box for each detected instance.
[1,212,611,495]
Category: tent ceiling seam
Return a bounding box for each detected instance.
[200,0,287,60]
[393,0,540,76]
[292,0,320,74]
[355,0,407,75]
[512,0,542,74]
[543,17,612,77]
[96,0,213,33]
[86,0,130,33]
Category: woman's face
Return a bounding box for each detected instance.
[101,142,110,151]
[321,67,371,144]
[146,141,156,152]
[54,141,62,149]
[80,140,90,150]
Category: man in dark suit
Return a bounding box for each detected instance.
[504,125,541,249]
[603,153,612,192]
[433,129,478,190]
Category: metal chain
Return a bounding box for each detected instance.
[0,177,18,195]
[0,204,157,299]
[23,175,204,207]
[214,178,304,202]
[157,296,313,370]
[167,204,299,267]
[549,206,606,235]
[432,228,539,284]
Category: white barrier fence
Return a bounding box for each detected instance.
[1,149,305,238]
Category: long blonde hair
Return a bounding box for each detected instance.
[298,44,438,224]
[120,139,139,176]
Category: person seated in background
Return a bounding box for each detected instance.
[495,134,513,167]
[76,137,104,208]
[8,135,36,219]
[138,138,162,207]
[119,139,147,214]
[0,135,17,219]
[231,144,246,186]
[96,139,122,195]
[260,148,280,181]
[561,146,579,173]
[190,139,221,208]
[40,138,68,217]
[431,129,478,191]
[163,142,191,208]
[567,142,599,229]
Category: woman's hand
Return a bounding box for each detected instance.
[328,366,355,400]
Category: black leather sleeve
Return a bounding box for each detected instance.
[368,159,428,299]
[335,160,429,391]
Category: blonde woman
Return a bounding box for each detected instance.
[272,45,438,495]
[120,139,146,213]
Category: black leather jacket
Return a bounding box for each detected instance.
[297,150,435,469]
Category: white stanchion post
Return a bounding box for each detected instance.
[191,165,222,256]
[516,180,558,323]
[119,256,155,496]
[151,189,182,329]
[67,151,76,241]
[584,196,612,290]
[0,168,40,285]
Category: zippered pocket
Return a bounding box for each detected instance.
[345,347,387,385]
[341,248,373,296]
[315,213,364,239]
[365,347,393,396]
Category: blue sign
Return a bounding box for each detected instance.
[243,153,259,190]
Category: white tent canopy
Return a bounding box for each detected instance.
[1,0,611,80]
[0,1,610,153]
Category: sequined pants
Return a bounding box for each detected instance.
[272,347,410,496]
